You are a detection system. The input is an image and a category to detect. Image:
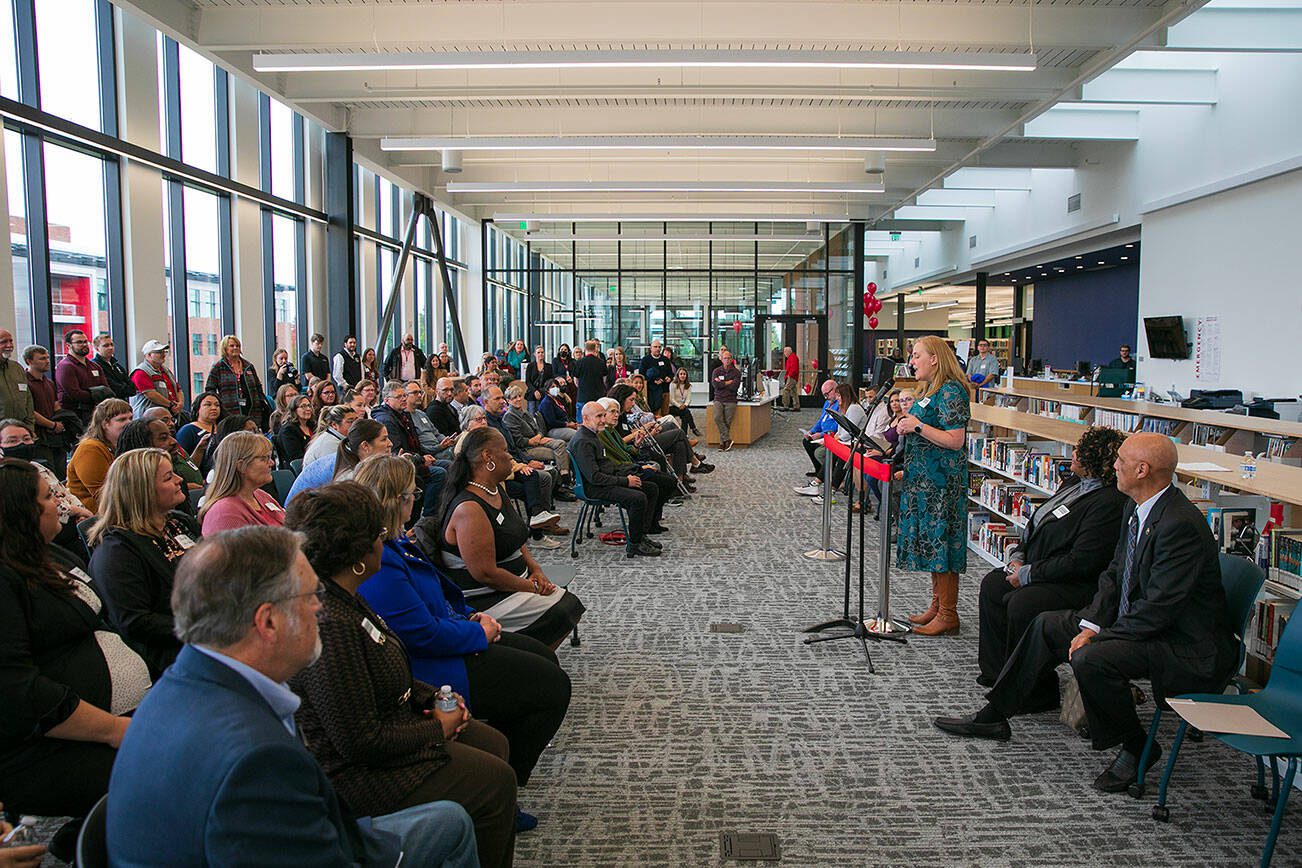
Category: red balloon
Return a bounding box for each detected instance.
[869,297,883,314]
[732,320,742,334]
[868,315,880,329]
[867,282,878,294]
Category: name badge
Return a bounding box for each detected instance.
[917,397,931,408]
[361,618,386,645]
[92,370,101,377]
[1052,505,1071,519]
[69,567,93,585]
[175,533,197,549]
[495,511,505,525]
[17,383,26,391]
[264,500,283,512]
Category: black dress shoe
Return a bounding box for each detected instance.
[1093,743,1161,793]
[933,712,1012,741]
[975,673,996,688]
[628,539,662,557]
[695,463,715,473]
[643,536,663,549]
[554,488,577,502]
[647,523,669,535]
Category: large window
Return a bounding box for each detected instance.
[5,130,31,346]
[34,0,104,131]
[260,92,306,359]
[176,42,218,173]
[44,143,111,356]
[181,186,223,381]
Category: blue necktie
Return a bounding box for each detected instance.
[1118,513,1139,617]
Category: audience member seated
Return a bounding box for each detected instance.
[275,394,317,467]
[483,386,563,522]
[116,415,203,491]
[200,430,285,534]
[413,427,585,648]
[267,383,300,433]
[176,391,221,466]
[406,380,458,458]
[306,378,340,419]
[0,458,142,856]
[426,377,461,437]
[666,368,700,436]
[106,526,477,867]
[346,378,378,419]
[538,378,578,442]
[798,379,839,479]
[199,412,256,476]
[0,419,93,555]
[87,447,198,679]
[571,402,670,558]
[66,397,133,512]
[457,406,564,548]
[977,427,1128,687]
[353,454,573,801]
[287,418,389,503]
[934,434,1238,794]
[451,379,473,413]
[593,398,682,498]
[503,383,574,495]
[302,403,358,468]
[286,482,518,868]
[609,383,708,489]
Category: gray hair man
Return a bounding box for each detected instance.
[502,382,574,498]
[107,527,476,866]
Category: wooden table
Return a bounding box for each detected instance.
[704,397,774,447]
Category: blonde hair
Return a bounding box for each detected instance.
[83,398,133,445]
[912,335,969,400]
[272,346,289,364]
[200,430,274,520]
[219,335,242,358]
[351,454,414,541]
[87,448,172,546]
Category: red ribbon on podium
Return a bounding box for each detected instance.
[822,433,891,482]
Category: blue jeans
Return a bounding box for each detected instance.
[370,801,478,868]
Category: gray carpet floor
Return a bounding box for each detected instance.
[519,409,1302,867]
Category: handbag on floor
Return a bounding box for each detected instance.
[1059,673,1088,735]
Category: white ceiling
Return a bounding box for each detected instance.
[128,0,1212,222]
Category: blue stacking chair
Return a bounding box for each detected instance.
[271,469,297,506]
[290,458,304,476]
[1131,554,1265,797]
[568,454,629,559]
[1149,583,1301,868]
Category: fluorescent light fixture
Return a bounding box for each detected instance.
[522,233,820,242]
[386,135,937,153]
[926,300,960,310]
[904,305,926,314]
[448,180,885,194]
[255,49,1036,74]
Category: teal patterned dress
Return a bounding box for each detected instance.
[896,379,970,573]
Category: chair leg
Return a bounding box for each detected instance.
[569,503,585,559]
[1269,757,1282,812]
[1131,709,1163,798]
[1261,757,1296,868]
[1153,719,1189,821]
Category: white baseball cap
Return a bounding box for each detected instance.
[141,339,170,354]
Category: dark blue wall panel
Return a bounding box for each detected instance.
[1032,262,1139,370]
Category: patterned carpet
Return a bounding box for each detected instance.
[519,410,1302,867]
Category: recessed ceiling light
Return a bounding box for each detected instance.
[1125,244,1134,248]
[1120,256,1128,260]
[1075,255,1082,259]
[1097,261,1105,265]
[1076,265,1083,269]
[1056,268,1065,272]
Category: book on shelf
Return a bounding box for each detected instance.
[1141,418,1179,437]
[1270,529,1302,578]
[1095,409,1142,433]
[1190,423,1228,447]
[1264,435,1295,462]
[1249,598,1297,663]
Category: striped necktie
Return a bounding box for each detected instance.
[1118,513,1139,617]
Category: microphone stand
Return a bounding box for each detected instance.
[802,381,906,671]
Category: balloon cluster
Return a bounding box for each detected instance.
[862,282,881,330]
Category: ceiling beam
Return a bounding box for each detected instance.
[192,2,1168,53]
[1022,106,1140,141]
[1079,67,1217,104]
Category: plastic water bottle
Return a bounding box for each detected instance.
[435,685,459,714]
[1,816,38,847]
[1241,451,1258,480]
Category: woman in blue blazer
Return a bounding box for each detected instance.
[355,453,571,789]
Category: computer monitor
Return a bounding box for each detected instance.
[1076,360,1092,377]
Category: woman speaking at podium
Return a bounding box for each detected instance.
[893,336,971,637]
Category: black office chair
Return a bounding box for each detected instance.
[76,516,98,550]
[76,794,109,868]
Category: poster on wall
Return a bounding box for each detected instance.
[1194,316,1221,384]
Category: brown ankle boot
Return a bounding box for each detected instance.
[908,575,940,626]
[914,573,960,636]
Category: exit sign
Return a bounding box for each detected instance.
[519,221,529,230]
[890,231,901,241]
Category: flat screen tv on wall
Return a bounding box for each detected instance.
[1143,315,1190,359]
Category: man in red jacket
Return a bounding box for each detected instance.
[780,346,801,412]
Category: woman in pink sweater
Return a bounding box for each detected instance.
[199,430,285,534]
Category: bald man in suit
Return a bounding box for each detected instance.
[934,433,1236,794]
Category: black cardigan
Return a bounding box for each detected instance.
[88,512,200,679]
[0,545,112,776]
[524,360,554,402]
[1014,482,1128,587]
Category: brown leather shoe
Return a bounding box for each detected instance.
[913,573,960,636]
[908,575,940,625]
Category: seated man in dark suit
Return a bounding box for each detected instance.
[570,401,667,558]
[107,526,477,867]
[977,426,1128,688]
[935,433,1236,794]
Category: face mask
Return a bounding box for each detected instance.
[548,386,560,397]
[3,443,39,460]
[560,350,570,357]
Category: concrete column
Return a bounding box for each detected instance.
[229,76,265,368]
[114,8,167,360]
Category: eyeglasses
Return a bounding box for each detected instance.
[272,581,326,604]
[400,490,417,501]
